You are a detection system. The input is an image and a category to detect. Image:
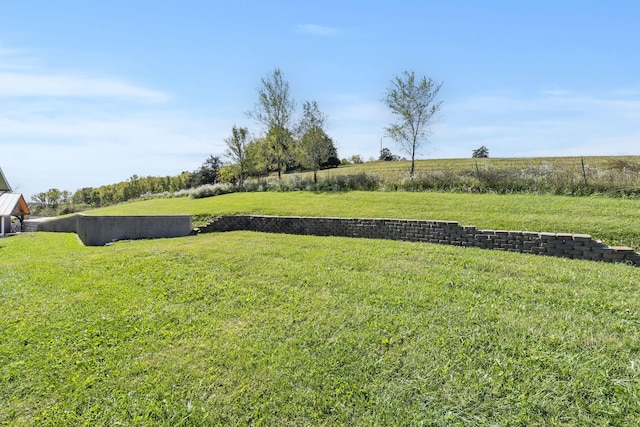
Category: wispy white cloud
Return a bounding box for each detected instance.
[321,93,391,157]
[0,46,220,195]
[0,47,19,56]
[540,89,574,97]
[0,44,40,71]
[0,72,168,103]
[325,94,389,122]
[296,24,340,36]
[0,43,167,102]
[438,89,640,158]
[459,90,640,117]
[0,107,231,194]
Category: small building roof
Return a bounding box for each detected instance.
[0,193,31,216]
[0,166,11,192]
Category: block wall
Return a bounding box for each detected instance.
[24,214,193,246]
[199,215,640,267]
[76,214,193,246]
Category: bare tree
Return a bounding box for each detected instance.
[248,68,295,179]
[383,70,443,176]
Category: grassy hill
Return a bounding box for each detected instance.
[45,155,640,216]
[87,191,640,250]
[291,155,640,190]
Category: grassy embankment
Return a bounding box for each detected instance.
[322,156,640,178]
[284,155,640,195]
[50,155,640,216]
[88,191,640,250]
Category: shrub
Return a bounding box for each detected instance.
[346,172,381,191]
[185,183,236,199]
[312,173,381,192]
[606,158,640,173]
[140,191,175,199]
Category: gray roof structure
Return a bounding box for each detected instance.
[0,166,30,237]
[0,192,31,216]
[0,166,11,192]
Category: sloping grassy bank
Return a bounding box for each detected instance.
[267,156,640,197]
[326,156,640,179]
[87,191,640,250]
[1,232,639,425]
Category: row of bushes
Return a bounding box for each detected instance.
[140,162,640,201]
[384,164,640,197]
[141,173,381,200]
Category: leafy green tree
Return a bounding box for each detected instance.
[170,172,191,192]
[383,70,443,176]
[122,175,142,200]
[71,174,192,208]
[350,154,364,164]
[72,187,94,205]
[245,138,271,177]
[472,145,489,158]
[90,189,102,206]
[224,125,250,187]
[31,188,63,209]
[296,101,335,183]
[379,147,396,161]
[217,165,238,184]
[30,192,48,208]
[264,125,295,176]
[47,188,62,208]
[187,155,223,188]
[321,148,340,169]
[248,68,295,179]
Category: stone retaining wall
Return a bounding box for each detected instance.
[199,215,640,266]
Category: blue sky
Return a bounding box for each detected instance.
[1,1,639,197]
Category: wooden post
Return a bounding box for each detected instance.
[581,157,588,185]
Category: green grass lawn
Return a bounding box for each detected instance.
[4,190,640,424]
[1,231,640,425]
[87,191,640,250]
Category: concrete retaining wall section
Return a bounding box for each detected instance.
[199,215,640,267]
[25,214,192,246]
[27,215,79,233]
[77,214,192,246]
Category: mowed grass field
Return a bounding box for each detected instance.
[88,191,640,250]
[1,191,640,425]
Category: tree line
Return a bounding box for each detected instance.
[30,68,341,214]
[224,68,339,186]
[31,67,446,215]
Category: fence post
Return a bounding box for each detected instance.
[581,157,588,185]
